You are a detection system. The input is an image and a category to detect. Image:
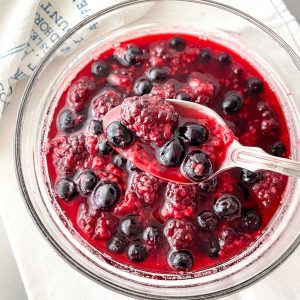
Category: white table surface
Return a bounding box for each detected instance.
[1,1,300,299]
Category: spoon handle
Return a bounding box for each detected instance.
[231,145,300,178]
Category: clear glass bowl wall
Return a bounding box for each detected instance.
[15,1,300,299]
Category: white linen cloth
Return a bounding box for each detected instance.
[1,0,300,299]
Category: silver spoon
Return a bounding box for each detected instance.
[103,99,300,184]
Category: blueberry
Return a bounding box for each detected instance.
[177,122,208,146]
[222,91,243,114]
[168,250,193,271]
[89,119,103,135]
[106,121,135,148]
[218,53,231,65]
[57,109,76,132]
[127,243,147,262]
[91,60,110,77]
[107,234,127,253]
[175,92,191,101]
[198,49,212,64]
[271,141,286,157]
[127,161,140,172]
[202,236,221,258]
[113,154,127,169]
[182,150,213,182]
[76,170,98,195]
[159,138,186,167]
[93,182,120,210]
[247,77,263,95]
[120,217,143,240]
[124,45,144,66]
[213,194,241,220]
[134,78,153,96]
[241,169,260,185]
[197,211,218,232]
[142,226,160,246]
[98,139,113,155]
[199,177,217,193]
[240,210,262,232]
[56,178,76,201]
[169,36,186,51]
[146,67,167,81]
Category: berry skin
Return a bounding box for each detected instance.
[217,53,231,65]
[106,121,135,148]
[240,210,262,232]
[131,172,161,205]
[121,95,179,147]
[127,243,147,262]
[175,92,191,101]
[169,36,186,51]
[114,192,142,216]
[213,194,241,220]
[67,77,95,112]
[94,212,118,240]
[182,150,213,182]
[98,136,113,155]
[146,67,168,82]
[93,182,121,210]
[120,217,143,240]
[201,236,221,258]
[197,211,218,232]
[168,250,193,271]
[142,226,161,247]
[107,234,128,253]
[198,49,212,64]
[241,169,261,185]
[222,91,243,114]
[164,219,196,249]
[114,44,144,66]
[271,141,286,157]
[57,109,84,133]
[247,77,263,95]
[177,122,208,146]
[199,177,218,193]
[134,78,153,96]
[55,178,77,201]
[89,119,103,135]
[91,60,110,77]
[112,154,127,169]
[76,169,98,195]
[159,138,186,167]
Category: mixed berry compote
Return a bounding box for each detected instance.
[45,33,290,274]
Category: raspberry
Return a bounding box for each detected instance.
[150,81,176,98]
[76,203,98,238]
[94,212,119,240]
[121,95,178,146]
[85,134,99,156]
[161,183,196,219]
[67,77,95,112]
[92,87,122,119]
[131,172,161,205]
[105,163,123,178]
[149,41,172,67]
[251,171,284,208]
[164,219,196,249]
[261,117,279,136]
[107,68,133,90]
[91,156,105,171]
[114,191,142,216]
[50,134,88,175]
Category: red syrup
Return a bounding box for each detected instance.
[45,33,290,274]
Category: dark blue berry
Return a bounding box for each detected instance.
[56,178,76,201]
[202,236,221,258]
[168,250,193,271]
[76,169,98,195]
[222,91,243,114]
[197,211,218,232]
[91,60,110,77]
[169,36,186,51]
[107,234,127,253]
[182,150,213,182]
[198,49,212,63]
[240,210,262,232]
[177,122,208,146]
[89,119,103,135]
[218,53,231,65]
[159,138,186,167]
[146,67,168,81]
[134,78,153,95]
[271,141,286,157]
[175,92,191,101]
[213,194,241,220]
[120,217,143,240]
[124,45,144,66]
[199,177,217,192]
[106,121,135,148]
[93,182,120,210]
[113,154,127,169]
[247,77,263,95]
[98,139,113,155]
[241,169,260,185]
[127,243,147,262]
[57,109,76,133]
[142,226,161,247]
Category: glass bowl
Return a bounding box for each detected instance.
[15,0,300,299]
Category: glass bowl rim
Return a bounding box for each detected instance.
[14,0,300,299]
